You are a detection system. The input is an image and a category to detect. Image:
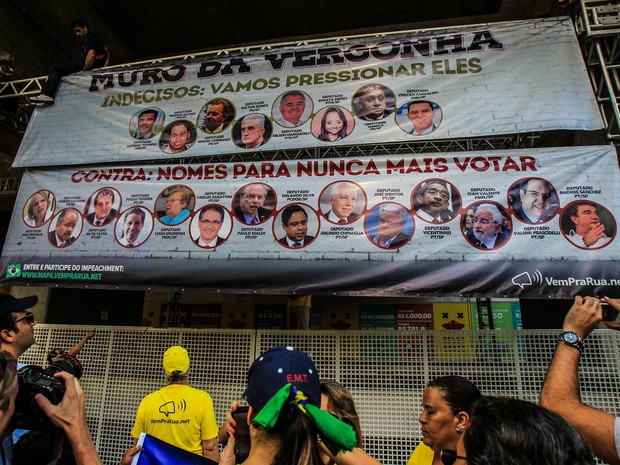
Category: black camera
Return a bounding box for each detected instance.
[11,354,83,430]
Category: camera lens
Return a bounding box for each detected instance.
[46,354,83,379]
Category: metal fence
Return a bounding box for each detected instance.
[20,325,620,465]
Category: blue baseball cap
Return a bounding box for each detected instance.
[245,345,321,412]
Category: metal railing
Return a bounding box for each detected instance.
[19,324,620,465]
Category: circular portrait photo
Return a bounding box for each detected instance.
[561,200,615,249]
[232,113,272,149]
[155,185,195,226]
[233,183,276,225]
[311,106,355,142]
[365,203,414,249]
[23,190,55,228]
[412,179,461,224]
[272,90,313,128]
[461,206,476,236]
[85,187,121,227]
[190,204,232,249]
[159,120,197,155]
[319,181,367,225]
[509,177,559,224]
[48,208,82,248]
[129,107,165,140]
[275,203,319,249]
[462,202,511,250]
[351,83,396,121]
[198,98,235,135]
[395,100,443,136]
[115,206,153,248]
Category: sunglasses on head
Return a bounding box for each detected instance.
[13,312,34,326]
[441,449,467,465]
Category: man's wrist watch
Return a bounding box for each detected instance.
[559,331,584,353]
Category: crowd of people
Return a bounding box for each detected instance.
[0,293,619,465]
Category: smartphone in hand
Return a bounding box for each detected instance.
[232,406,250,463]
[602,303,617,321]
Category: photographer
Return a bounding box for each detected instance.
[0,293,37,465]
[0,292,86,465]
[0,294,134,465]
[540,296,620,465]
[0,294,38,363]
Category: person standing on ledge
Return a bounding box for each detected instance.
[30,19,108,105]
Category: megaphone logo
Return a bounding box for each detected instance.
[512,270,543,289]
[158,399,187,417]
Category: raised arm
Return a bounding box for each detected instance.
[67,329,95,358]
[540,296,620,465]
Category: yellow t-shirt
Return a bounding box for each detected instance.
[407,442,435,465]
[131,383,218,455]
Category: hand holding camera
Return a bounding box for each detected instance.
[12,353,83,430]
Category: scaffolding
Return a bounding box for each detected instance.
[577,0,620,143]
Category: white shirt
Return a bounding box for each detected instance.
[275,115,297,128]
[567,230,611,248]
[54,232,70,246]
[480,235,499,249]
[411,124,436,135]
[416,209,440,222]
[92,215,108,226]
[120,236,140,247]
[327,211,349,223]
[283,236,305,247]
[197,236,219,247]
[519,209,544,223]
[372,234,399,248]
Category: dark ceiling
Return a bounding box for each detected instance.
[85,0,506,60]
[2,0,568,76]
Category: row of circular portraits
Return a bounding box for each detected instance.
[23,178,616,251]
[128,86,443,154]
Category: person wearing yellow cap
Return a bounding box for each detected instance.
[130,346,219,461]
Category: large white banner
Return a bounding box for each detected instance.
[2,146,619,297]
[14,17,602,167]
